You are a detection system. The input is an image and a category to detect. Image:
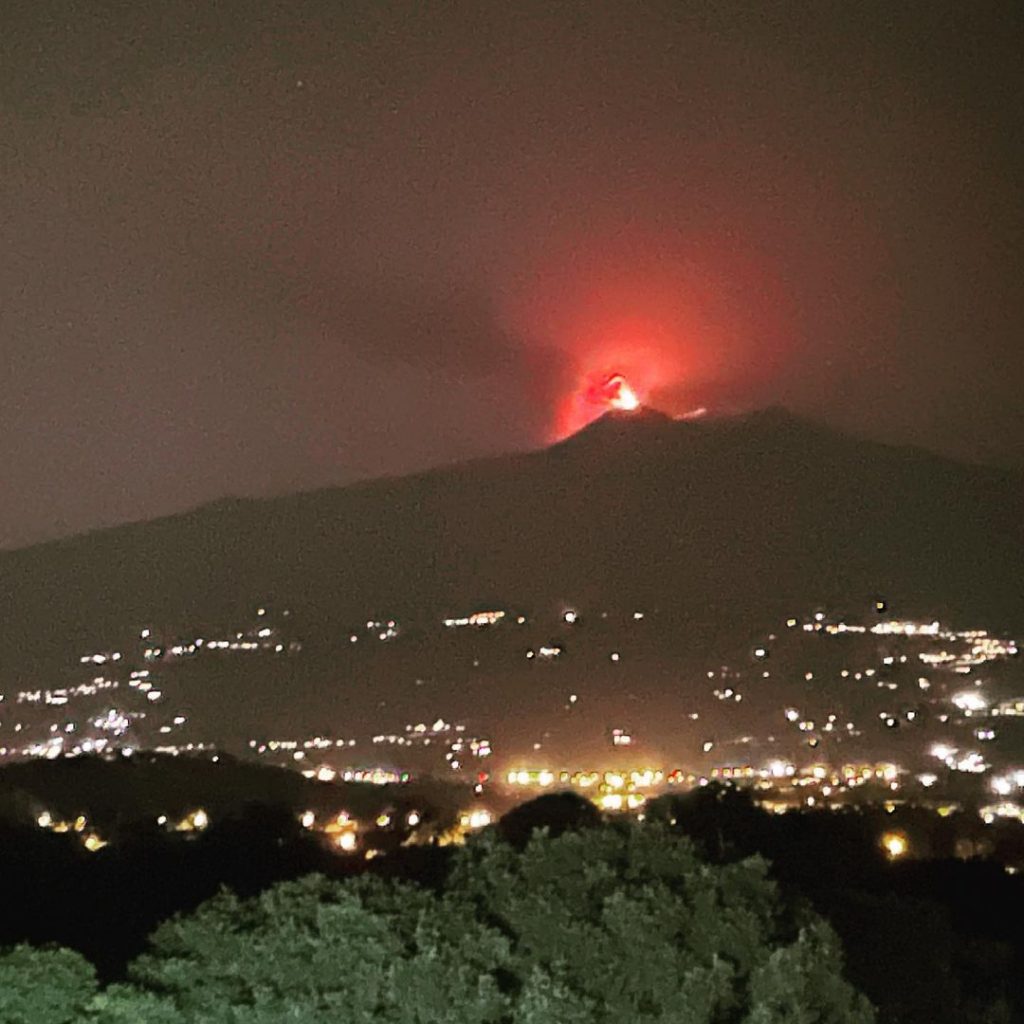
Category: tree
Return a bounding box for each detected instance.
[86,985,183,1023]
[129,873,511,1022]
[130,822,873,1022]
[129,876,404,1022]
[3,823,875,1022]
[744,921,880,1024]
[447,823,874,1024]
[0,945,97,1024]
[646,783,769,861]
[495,791,603,849]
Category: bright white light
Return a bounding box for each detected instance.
[953,691,988,712]
[605,374,640,411]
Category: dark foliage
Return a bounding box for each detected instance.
[0,786,1021,1023]
[648,785,1023,1024]
[1,822,874,1023]
[494,790,603,849]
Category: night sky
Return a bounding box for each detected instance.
[3,1,1022,548]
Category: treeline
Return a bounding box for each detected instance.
[0,751,470,831]
[645,787,1023,1024]
[3,817,873,1023]
[0,787,1021,1023]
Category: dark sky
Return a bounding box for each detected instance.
[2,1,1022,548]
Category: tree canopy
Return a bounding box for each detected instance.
[0,945,98,1024]
[0,822,874,1023]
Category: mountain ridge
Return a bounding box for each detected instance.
[5,404,1014,556]
[1,406,1022,675]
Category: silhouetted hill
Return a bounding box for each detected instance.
[0,753,468,830]
[2,406,1021,676]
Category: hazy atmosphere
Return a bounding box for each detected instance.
[4,7,1024,1022]
[3,0,1023,547]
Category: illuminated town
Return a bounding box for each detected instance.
[4,1,1024,1017]
[2,591,1021,859]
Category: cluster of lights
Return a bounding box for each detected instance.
[79,652,123,666]
[990,770,1024,797]
[3,607,316,767]
[372,720,472,753]
[459,809,492,830]
[152,742,214,756]
[250,737,358,754]
[980,803,1024,825]
[930,743,989,774]
[350,619,399,643]
[17,677,120,707]
[871,621,941,637]
[175,808,209,832]
[7,596,1021,855]
[504,761,903,802]
[35,811,108,851]
[446,735,492,769]
[91,708,136,736]
[300,767,407,785]
[443,610,506,628]
[526,645,563,661]
[713,687,743,703]
[505,768,667,791]
[599,793,646,811]
[952,691,989,714]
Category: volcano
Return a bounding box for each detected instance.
[1,405,1021,671]
[1,405,1022,764]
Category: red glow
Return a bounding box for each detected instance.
[556,368,648,438]
[591,373,640,411]
[501,222,804,443]
[556,365,659,438]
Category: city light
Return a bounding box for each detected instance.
[881,832,908,859]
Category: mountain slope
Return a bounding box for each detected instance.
[1,407,1022,675]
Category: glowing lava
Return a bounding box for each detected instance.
[593,373,641,412]
[553,370,648,439]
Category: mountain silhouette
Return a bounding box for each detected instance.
[1,406,1021,679]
